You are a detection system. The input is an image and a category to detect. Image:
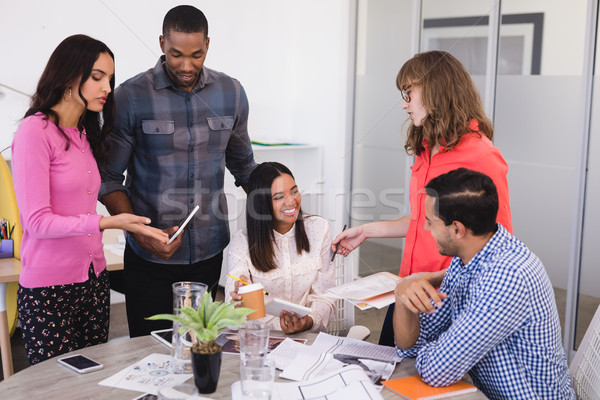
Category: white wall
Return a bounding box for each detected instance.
[351,0,414,250]
[0,0,355,230]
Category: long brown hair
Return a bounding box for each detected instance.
[397,50,493,156]
[246,162,310,272]
[24,34,115,167]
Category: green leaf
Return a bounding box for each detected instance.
[205,301,220,322]
[199,292,210,326]
[146,313,185,325]
[206,302,234,329]
[180,307,202,324]
[146,291,254,344]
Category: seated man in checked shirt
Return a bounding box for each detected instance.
[393,168,575,400]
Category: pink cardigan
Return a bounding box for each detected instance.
[11,113,105,288]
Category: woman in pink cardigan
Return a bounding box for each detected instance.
[11,35,168,365]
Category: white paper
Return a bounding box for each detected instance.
[273,333,398,392]
[324,272,402,309]
[231,366,384,400]
[279,352,336,381]
[272,366,383,400]
[310,332,403,363]
[98,353,192,395]
[266,338,310,369]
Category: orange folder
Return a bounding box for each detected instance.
[382,375,477,400]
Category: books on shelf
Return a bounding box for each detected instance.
[382,375,477,400]
[251,138,304,146]
[325,271,402,310]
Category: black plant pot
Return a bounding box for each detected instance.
[191,350,222,394]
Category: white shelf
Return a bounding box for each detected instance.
[251,144,320,151]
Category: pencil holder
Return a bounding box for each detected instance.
[0,239,13,258]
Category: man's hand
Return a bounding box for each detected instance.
[394,275,447,314]
[393,275,447,349]
[280,311,313,334]
[132,225,182,260]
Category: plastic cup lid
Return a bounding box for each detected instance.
[238,282,264,294]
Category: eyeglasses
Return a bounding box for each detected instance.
[400,85,413,103]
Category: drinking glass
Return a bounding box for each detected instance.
[171,281,207,374]
[238,326,270,367]
[240,359,276,399]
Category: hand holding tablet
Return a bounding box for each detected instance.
[265,297,312,318]
[167,205,199,244]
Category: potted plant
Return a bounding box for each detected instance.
[148,291,253,393]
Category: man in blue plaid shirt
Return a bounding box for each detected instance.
[394,168,575,399]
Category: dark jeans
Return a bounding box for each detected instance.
[123,243,223,337]
[378,303,396,347]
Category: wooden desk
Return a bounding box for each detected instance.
[0,229,124,379]
[0,333,487,400]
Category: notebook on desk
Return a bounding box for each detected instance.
[382,375,477,399]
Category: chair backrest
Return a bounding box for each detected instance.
[326,254,356,336]
[0,153,22,337]
[0,153,22,259]
[569,304,600,400]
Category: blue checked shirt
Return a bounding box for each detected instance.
[99,57,256,264]
[396,225,575,399]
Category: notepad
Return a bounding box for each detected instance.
[382,375,477,399]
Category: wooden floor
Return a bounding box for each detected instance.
[2,240,598,380]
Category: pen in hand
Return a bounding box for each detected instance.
[331,224,347,262]
[227,273,270,296]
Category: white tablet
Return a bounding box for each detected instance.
[150,328,173,348]
[265,298,312,318]
[167,205,199,244]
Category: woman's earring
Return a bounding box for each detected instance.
[69,88,72,98]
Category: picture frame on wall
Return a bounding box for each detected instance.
[422,13,544,75]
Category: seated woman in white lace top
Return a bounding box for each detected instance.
[225,162,335,334]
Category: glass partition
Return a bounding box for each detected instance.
[351,0,597,354]
[351,0,413,277]
[577,9,600,350]
[494,0,588,340]
[421,0,495,100]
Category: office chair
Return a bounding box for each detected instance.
[569,304,600,400]
[327,254,370,341]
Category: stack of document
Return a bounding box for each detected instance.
[267,332,401,389]
[231,365,384,400]
[325,271,402,310]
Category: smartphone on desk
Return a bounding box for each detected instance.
[57,354,103,374]
[167,205,200,244]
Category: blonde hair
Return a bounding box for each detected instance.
[397,51,493,156]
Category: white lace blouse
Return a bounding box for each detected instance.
[225,216,336,332]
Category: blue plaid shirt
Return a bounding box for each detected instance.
[396,225,575,399]
[99,57,256,264]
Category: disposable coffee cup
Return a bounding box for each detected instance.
[238,283,266,320]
